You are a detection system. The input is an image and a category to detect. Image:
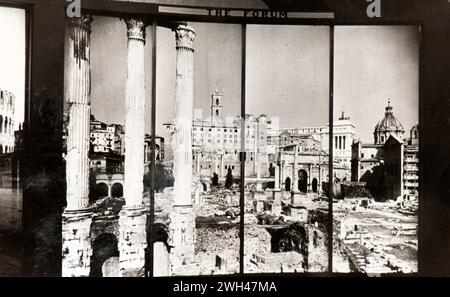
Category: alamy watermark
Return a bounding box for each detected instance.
[66,0,81,18]
[367,0,381,18]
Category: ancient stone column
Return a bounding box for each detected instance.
[169,24,198,276]
[123,18,147,208]
[118,18,148,277]
[275,162,280,189]
[65,15,93,211]
[292,145,298,191]
[62,15,94,277]
[172,24,196,206]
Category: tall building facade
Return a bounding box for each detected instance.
[90,116,125,155]
[0,89,15,154]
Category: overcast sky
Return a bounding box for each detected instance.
[0,7,25,130]
[335,26,419,143]
[86,19,418,142]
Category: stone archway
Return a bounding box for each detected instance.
[95,182,109,200]
[298,170,308,193]
[312,178,318,193]
[111,182,123,198]
[90,233,119,277]
[285,177,291,192]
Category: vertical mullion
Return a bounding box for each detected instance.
[417,24,423,275]
[239,23,246,275]
[328,25,335,274]
[148,18,157,277]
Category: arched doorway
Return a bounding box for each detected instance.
[312,178,318,193]
[298,170,308,193]
[90,233,119,277]
[111,183,123,198]
[285,177,291,192]
[95,182,109,200]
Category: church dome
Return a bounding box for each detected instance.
[373,101,405,144]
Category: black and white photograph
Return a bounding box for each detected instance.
[244,24,330,273]
[332,26,419,273]
[0,6,25,276]
[0,0,450,292]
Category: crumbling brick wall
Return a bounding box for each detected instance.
[195,223,239,274]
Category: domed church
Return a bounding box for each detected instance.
[352,100,419,201]
[373,100,405,144]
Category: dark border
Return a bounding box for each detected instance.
[2,0,443,277]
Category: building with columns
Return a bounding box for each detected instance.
[163,89,356,186]
[279,111,355,169]
[163,92,276,180]
[0,89,15,154]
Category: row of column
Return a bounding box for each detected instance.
[335,135,346,150]
[65,17,194,212]
[0,117,13,135]
[63,15,196,276]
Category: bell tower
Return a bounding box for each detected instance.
[211,87,223,122]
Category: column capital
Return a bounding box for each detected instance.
[68,15,93,62]
[125,18,147,43]
[68,15,93,31]
[174,24,196,51]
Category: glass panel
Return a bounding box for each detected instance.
[0,6,25,276]
[244,25,331,273]
[155,22,242,276]
[332,26,419,274]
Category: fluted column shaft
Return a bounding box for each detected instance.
[65,16,92,210]
[124,18,147,208]
[173,24,196,206]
